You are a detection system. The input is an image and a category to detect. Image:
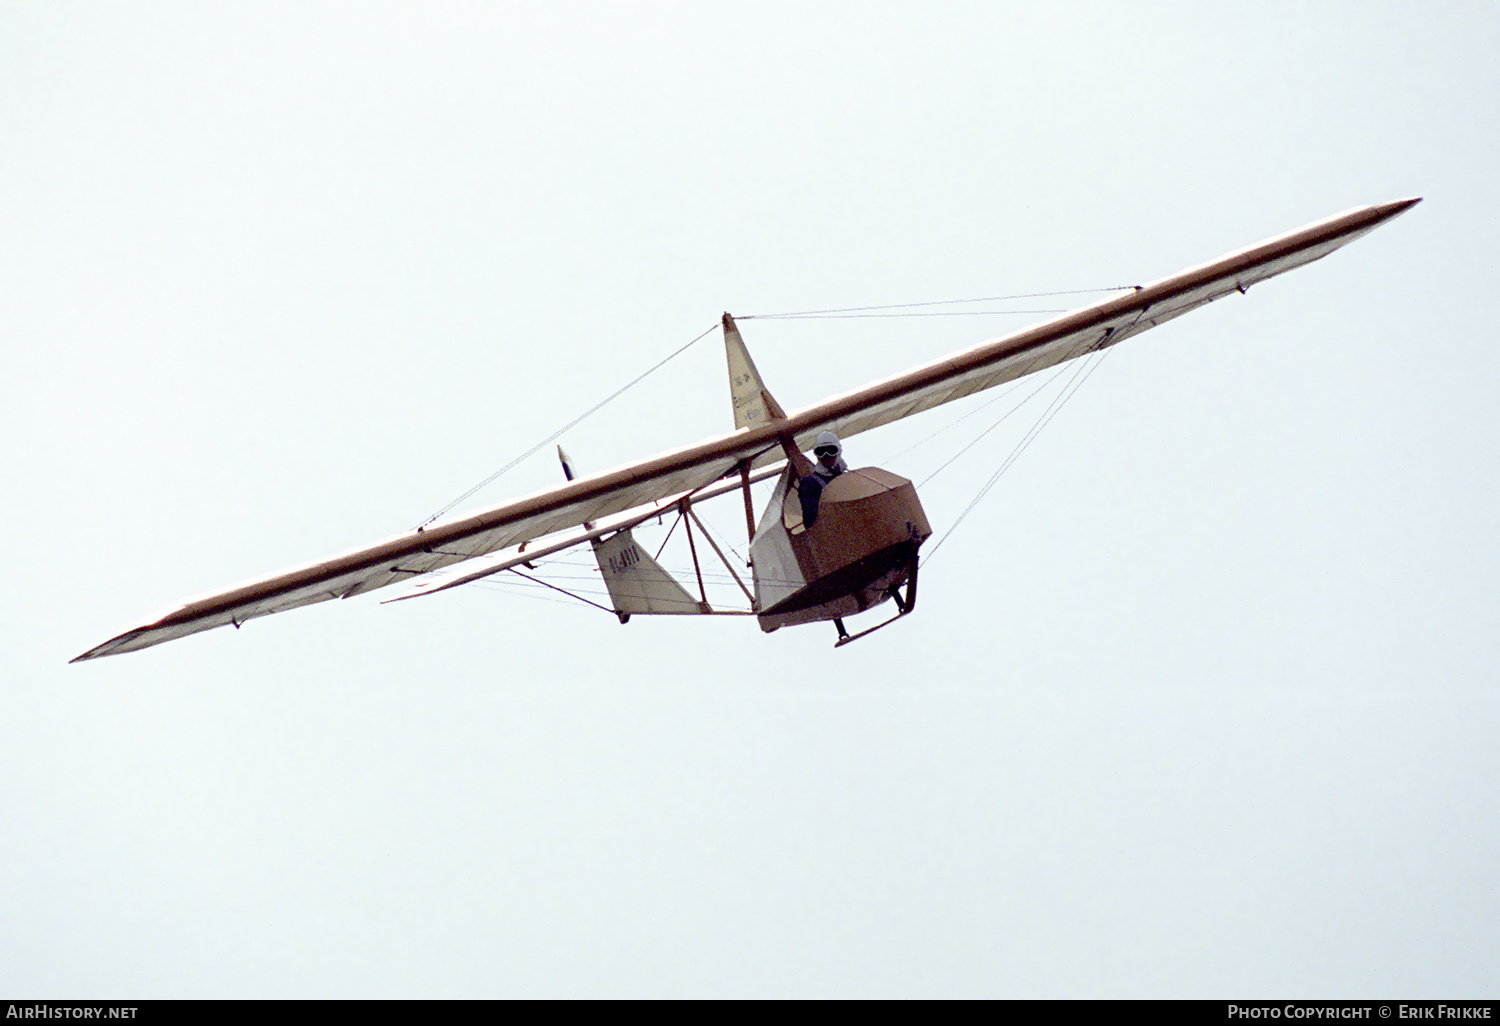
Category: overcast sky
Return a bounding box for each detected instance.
[2,2,1496,998]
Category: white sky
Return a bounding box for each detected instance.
[2,1,1496,998]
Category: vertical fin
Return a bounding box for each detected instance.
[595,529,705,614]
[724,312,786,430]
[561,446,702,614]
[723,313,811,478]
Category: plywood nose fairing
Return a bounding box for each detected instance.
[751,467,932,632]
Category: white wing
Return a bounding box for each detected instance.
[74,198,1418,661]
[791,198,1420,449]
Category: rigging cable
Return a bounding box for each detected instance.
[741,309,1071,320]
[472,578,598,610]
[738,286,1138,320]
[504,567,618,614]
[922,347,1112,566]
[916,361,1077,488]
[414,320,721,531]
[414,285,1135,530]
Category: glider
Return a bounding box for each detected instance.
[73,198,1419,661]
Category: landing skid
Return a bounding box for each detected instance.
[833,561,918,648]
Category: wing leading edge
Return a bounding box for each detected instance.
[74,197,1418,661]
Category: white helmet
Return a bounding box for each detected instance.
[813,431,841,456]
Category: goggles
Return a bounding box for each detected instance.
[814,446,839,457]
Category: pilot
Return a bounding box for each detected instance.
[798,431,847,527]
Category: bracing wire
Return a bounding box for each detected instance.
[414,320,721,531]
[922,348,1112,565]
[884,384,1027,464]
[743,309,1070,320]
[693,510,748,566]
[506,567,618,614]
[411,281,1136,619]
[472,579,596,611]
[916,361,1077,488]
[412,284,1136,531]
[739,286,1137,320]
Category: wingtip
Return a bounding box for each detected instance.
[70,625,154,664]
[1379,196,1423,217]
